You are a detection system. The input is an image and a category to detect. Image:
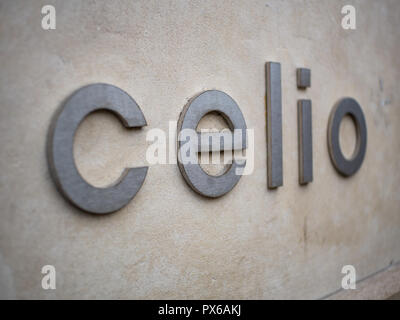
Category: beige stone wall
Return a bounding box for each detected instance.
[328,262,400,300]
[0,0,399,299]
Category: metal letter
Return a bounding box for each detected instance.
[266,62,283,188]
[327,97,367,176]
[177,90,247,198]
[298,99,313,184]
[297,68,311,89]
[47,83,148,214]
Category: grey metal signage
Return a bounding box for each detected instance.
[177,90,247,198]
[45,63,368,214]
[47,83,148,214]
[298,99,313,184]
[266,62,283,189]
[297,68,311,89]
[296,68,313,185]
[327,97,367,176]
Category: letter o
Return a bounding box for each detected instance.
[47,83,148,214]
[327,97,367,176]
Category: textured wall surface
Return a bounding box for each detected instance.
[0,0,399,299]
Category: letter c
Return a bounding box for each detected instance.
[47,83,148,214]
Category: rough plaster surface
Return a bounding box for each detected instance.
[0,0,399,299]
[327,262,400,300]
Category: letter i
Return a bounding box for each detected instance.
[297,68,313,184]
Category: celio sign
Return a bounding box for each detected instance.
[47,62,367,214]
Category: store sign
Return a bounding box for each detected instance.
[47,62,367,214]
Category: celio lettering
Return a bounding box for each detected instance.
[47,62,367,214]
